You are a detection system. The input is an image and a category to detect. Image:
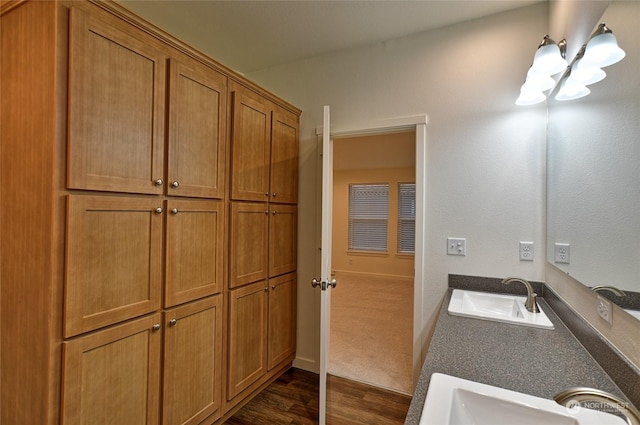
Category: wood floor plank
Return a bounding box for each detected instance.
[226,368,411,424]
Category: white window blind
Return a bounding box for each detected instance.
[348,183,389,252]
[398,183,416,254]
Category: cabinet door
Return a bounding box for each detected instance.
[270,111,299,204]
[227,281,268,400]
[165,199,224,307]
[268,204,297,278]
[65,195,163,337]
[167,59,227,199]
[267,273,296,371]
[229,202,268,288]
[229,85,271,201]
[67,7,165,194]
[163,296,223,425]
[61,314,161,425]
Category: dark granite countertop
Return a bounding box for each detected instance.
[404,287,630,425]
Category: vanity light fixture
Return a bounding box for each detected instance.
[515,35,568,106]
[517,24,625,105]
[581,23,626,68]
[554,23,625,102]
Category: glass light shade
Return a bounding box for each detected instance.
[555,79,590,101]
[522,72,556,92]
[516,90,546,106]
[571,60,606,85]
[582,32,626,67]
[529,43,568,76]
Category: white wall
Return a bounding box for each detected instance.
[247,3,549,372]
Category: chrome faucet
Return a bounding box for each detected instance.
[592,285,626,297]
[501,276,540,313]
[554,386,640,425]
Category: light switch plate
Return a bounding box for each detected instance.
[447,238,466,256]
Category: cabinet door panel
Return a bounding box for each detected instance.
[163,296,223,425]
[167,59,227,199]
[270,111,299,204]
[65,195,162,337]
[268,273,296,370]
[67,8,165,194]
[230,86,271,201]
[229,202,268,288]
[227,282,267,400]
[269,205,297,278]
[61,314,161,425]
[165,199,224,307]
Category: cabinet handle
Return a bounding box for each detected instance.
[171,208,179,215]
[169,319,177,326]
[152,323,161,331]
[171,181,180,188]
[155,179,163,186]
[154,207,163,214]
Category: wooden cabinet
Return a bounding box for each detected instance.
[163,296,223,425]
[1,1,299,424]
[226,273,297,403]
[229,85,271,202]
[61,314,162,425]
[67,7,166,195]
[267,273,297,371]
[229,202,268,288]
[229,83,299,204]
[268,204,297,278]
[227,281,268,400]
[165,199,225,307]
[167,59,227,199]
[64,195,163,337]
[270,111,299,204]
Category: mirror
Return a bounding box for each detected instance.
[547,1,640,319]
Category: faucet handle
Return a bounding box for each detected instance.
[526,293,541,313]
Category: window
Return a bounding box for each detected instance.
[348,183,389,252]
[398,183,416,254]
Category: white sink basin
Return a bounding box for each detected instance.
[419,373,627,425]
[448,289,554,329]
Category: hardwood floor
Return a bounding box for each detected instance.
[225,368,412,425]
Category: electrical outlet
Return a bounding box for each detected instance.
[554,243,570,264]
[447,238,466,256]
[597,295,613,324]
[519,241,534,261]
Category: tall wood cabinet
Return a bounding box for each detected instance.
[226,81,298,409]
[0,1,300,424]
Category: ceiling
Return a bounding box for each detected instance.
[116,0,542,75]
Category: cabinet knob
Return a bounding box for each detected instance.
[265,191,269,197]
[265,210,269,215]
[271,285,276,290]
[272,192,277,198]
[171,181,180,188]
[264,287,268,292]
[155,179,163,186]
[272,210,277,215]
[169,319,177,326]
[171,208,179,215]
[154,207,163,214]
[152,323,161,331]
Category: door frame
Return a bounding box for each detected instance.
[315,113,428,387]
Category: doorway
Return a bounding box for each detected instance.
[328,131,416,394]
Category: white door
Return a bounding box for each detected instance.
[312,105,335,425]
